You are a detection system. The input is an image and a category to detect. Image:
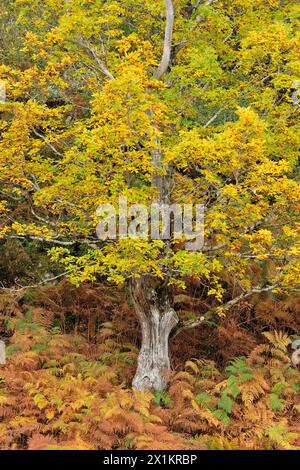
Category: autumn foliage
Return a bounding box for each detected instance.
[0,0,300,451]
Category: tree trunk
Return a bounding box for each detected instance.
[129,276,178,391]
[128,1,177,392]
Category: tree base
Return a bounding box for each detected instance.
[129,277,178,391]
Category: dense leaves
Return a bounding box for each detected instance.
[0,0,299,295]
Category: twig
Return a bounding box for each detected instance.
[31,127,64,157]
[69,38,115,81]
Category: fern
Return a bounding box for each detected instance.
[265,420,299,450]
[0,288,299,451]
[153,391,173,408]
[262,331,291,351]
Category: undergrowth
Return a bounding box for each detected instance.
[0,286,299,450]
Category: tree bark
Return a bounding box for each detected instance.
[129,277,178,391]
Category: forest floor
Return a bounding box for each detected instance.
[0,281,299,450]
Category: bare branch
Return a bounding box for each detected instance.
[173,284,277,338]
[203,107,224,128]
[7,234,77,246]
[6,234,101,248]
[0,270,74,292]
[70,38,115,81]
[30,207,58,228]
[154,0,175,80]
[31,127,64,157]
[224,284,277,308]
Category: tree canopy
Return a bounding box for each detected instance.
[0,0,300,312]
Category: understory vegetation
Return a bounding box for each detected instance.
[0,279,299,450]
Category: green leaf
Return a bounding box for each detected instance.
[218,395,233,414]
[5,345,21,356]
[271,382,286,395]
[196,392,215,406]
[153,391,173,408]
[34,343,47,352]
[270,393,285,411]
[213,409,230,425]
[228,384,240,398]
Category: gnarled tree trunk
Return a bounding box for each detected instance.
[129,276,178,391]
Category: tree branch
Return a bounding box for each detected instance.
[6,234,102,248]
[172,284,277,338]
[69,38,115,81]
[0,270,75,292]
[31,127,64,157]
[30,207,58,228]
[154,0,175,80]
